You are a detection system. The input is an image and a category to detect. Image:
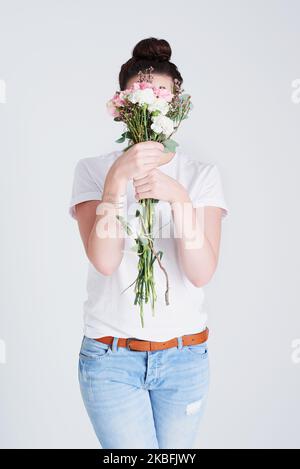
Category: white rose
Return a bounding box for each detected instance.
[150,115,174,137]
[148,97,169,115]
[129,88,156,105]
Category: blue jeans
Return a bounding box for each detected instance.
[78,335,210,449]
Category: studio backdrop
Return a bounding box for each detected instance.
[0,0,299,449]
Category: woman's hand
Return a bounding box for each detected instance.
[111,141,168,184]
[133,168,222,288]
[133,168,191,204]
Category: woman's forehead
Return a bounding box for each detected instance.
[126,73,173,91]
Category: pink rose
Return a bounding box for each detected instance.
[154,87,173,102]
[131,82,141,91]
[130,81,154,91]
[106,99,120,117]
[112,92,125,107]
[139,81,153,90]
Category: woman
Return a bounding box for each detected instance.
[69,37,229,449]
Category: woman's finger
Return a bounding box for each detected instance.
[135,183,152,193]
[136,141,164,152]
[133,175,150,187]
[135,190,153,200]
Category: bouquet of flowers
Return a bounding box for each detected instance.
[106,66,193,327]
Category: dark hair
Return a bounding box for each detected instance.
[119,37,183,91]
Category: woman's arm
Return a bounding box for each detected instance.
[133,168,223,287]
[170,198,223,287]
[76,165,128,276]
[74,142,166,275]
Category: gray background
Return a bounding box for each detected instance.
[0,0,299,449]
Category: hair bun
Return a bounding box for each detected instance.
[132,37,172,62]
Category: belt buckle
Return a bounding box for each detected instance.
[126,337,144,351]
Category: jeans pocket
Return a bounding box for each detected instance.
[79,336,112,361]
[185,341,208,358]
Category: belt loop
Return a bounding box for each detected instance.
[111,337,119,353]
[177,336,183,350]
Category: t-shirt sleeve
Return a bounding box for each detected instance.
[191,163,229,218]
[69,158,103,220]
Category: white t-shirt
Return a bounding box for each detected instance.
[69,149,229,341]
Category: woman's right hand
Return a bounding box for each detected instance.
[111,141,166,183]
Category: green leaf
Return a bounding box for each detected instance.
[125,131,133,140]
[115,135,126,143]
[157,251,163,260]
[162,139,179,153]
[150,250,163,267]
[115,130,132,144]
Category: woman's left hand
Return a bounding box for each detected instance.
[133,169,191,204]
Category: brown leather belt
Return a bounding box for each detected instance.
[94,328,209,351]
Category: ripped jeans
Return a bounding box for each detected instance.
[78,335,210,449]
